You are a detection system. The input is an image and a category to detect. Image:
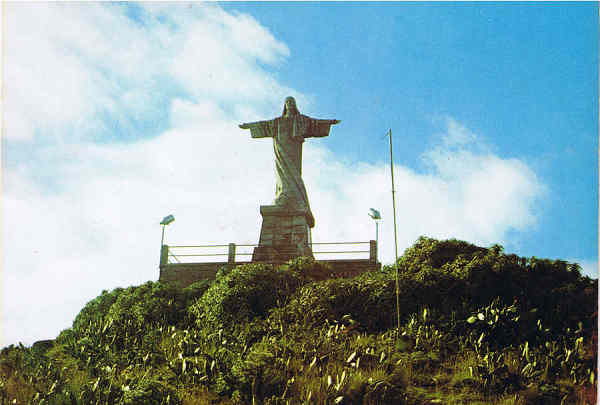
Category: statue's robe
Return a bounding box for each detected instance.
[243,114,337,228]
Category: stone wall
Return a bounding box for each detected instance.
[159,259,380,288]
[159,262,245,287]
[325,259,381,279]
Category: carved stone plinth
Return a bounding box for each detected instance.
[252,205,313,262]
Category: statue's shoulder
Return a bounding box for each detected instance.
[299,114,337,124]
[298,114,316,123]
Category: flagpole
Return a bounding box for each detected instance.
[387,129,401,337]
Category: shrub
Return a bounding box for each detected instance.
[70,287,125,337]
[189,259,320,329]
[390,236,488,273]
[275,276,397,331]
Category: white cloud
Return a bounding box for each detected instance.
[305,125,545,263]
[3,3,548,347]
[4,3,293,142]
[3,101,275,346]
[3,2,291,345]
[443,116,478,146]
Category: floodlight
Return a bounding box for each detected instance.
[368,208,381,220]
[161,215,175,226]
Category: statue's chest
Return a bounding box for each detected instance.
[278,118,294,138]
[277,117,305,144]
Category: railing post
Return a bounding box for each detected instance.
[369,240,377,263]
[160,245,169,267]
[228,243,236,264]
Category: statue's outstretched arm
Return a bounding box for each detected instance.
[239,121,258,129]
[305,117,340,138]
[239,119,276,138]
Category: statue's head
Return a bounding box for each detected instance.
[282,96,299,116]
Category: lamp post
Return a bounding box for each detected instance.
[368,208,381,263]
[160,214,175,246]
[159,215,175,267]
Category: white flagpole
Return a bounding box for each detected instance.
[387,129,401,337]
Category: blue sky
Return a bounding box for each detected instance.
[3,2,597,346]
[225,2,598,262]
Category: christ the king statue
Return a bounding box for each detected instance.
[239,97,340,228]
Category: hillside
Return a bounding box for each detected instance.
[1,237,597,405]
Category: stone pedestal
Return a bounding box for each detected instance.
[252,205,313,262]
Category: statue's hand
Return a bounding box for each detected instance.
[333,119,341,125]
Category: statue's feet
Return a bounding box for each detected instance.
[273,194,314,227]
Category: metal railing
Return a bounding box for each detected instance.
[161,241,376,265]
[311,241,371,256]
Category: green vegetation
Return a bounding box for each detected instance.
[1,237,597,404]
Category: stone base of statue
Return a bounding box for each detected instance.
[252,205,313,262]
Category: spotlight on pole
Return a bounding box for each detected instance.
[160,215,175,246]
[368,208,381,264]
[161,215,175,226]
[368,208,381,221]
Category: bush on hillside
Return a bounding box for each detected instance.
[56,280,212,370]
[272,275,396,331]
[70,287,126,337]
[189,258,329,330]
[390,236,489,272]
[386,237,597,335]
[68,281,207,343]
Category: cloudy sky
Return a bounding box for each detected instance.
[3,3,597,346]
